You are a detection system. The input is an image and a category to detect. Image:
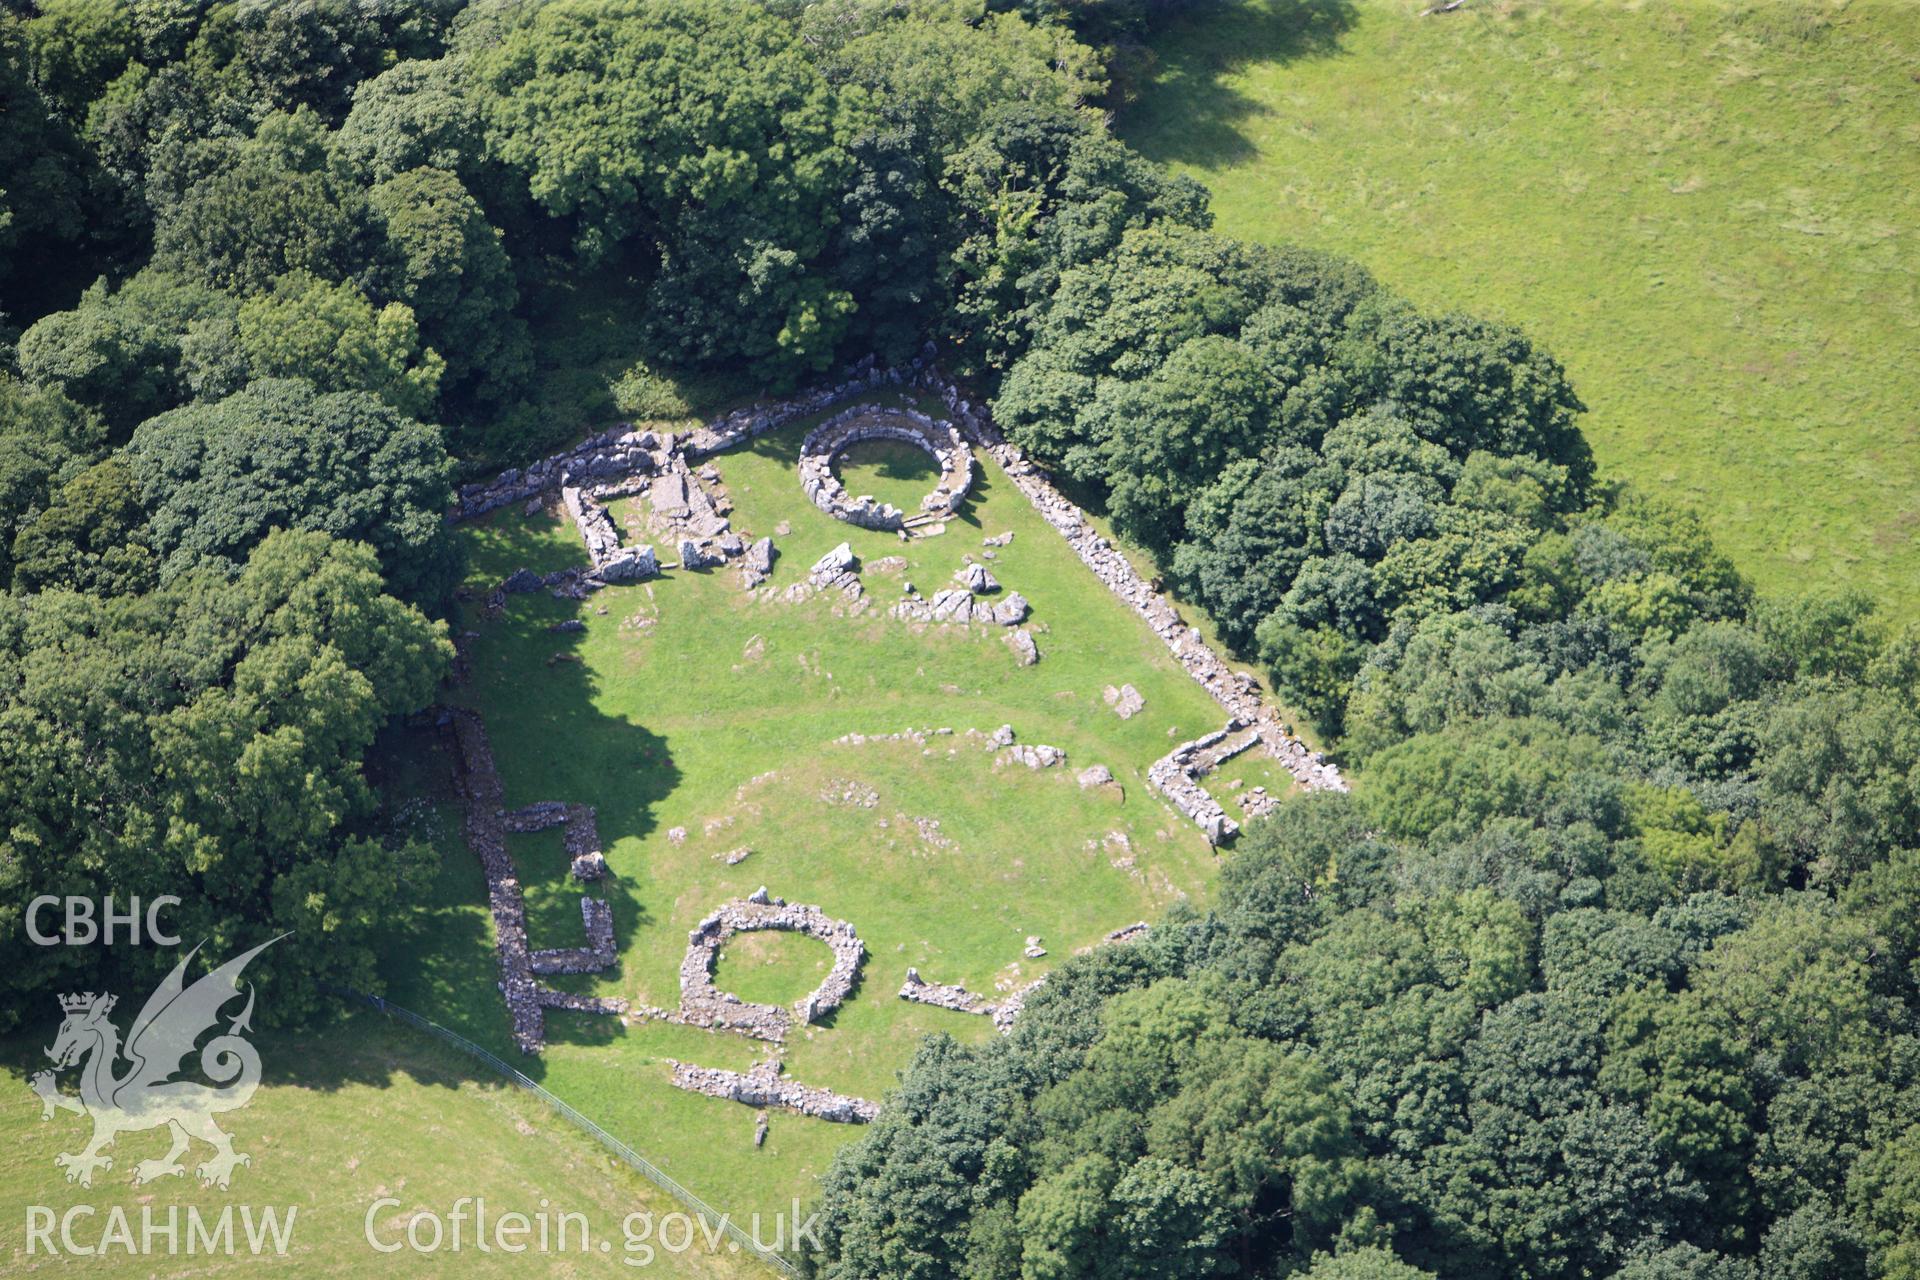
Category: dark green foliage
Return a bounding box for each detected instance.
[0,12,131,318]
[9,453,156,595]
[0,530,451,1029]
[0,376,101,589]
[16,268,236,439]
[367,166,531,415]
[993,219,1600,733]
[126,378,458,601]
[477,0,860,380]
[338,58,484,183]
[150,108,378,295]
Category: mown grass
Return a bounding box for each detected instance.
[1121,0,1920,616]
[0,1011,761,1277]
[386,395,1247,1220]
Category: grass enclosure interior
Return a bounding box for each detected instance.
[385,395,1258,1221]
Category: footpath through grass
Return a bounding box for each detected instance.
[386,394,1245,1221]
[1122,0,1920,615]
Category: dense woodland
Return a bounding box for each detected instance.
[0,3,1914,1278]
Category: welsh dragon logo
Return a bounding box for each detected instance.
[29,937,281,1190]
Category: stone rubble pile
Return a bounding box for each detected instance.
[1103,683,1146,720]
[1238,786,1281,819]
[446,709,626,1053]
[671,896,866,1042]
[740,536,775,587]
[1004,628,1040,665]
[668,1058,879,1124]
[956,562,998,593]
[806,542,864,602]
[890,587,1028,627]
[991,980,1046,1034]
[997,743,1067,770]
[898,967,997,1015]
[797,406,973,531]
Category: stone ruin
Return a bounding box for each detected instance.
[890,587,1029,627]
[442,348,1352,1089]
[1146,724,1266,845]
[798,405,974,532]
[668,1058,878,1125]
[1104,683,1146,719]
[454,357,938,602]
[898,969,996,1015]
[899,921,1153,1036]
[661,893,866,1043]
[444,708,627,1054]
[997,742,1067,770]
[740,536,776,588]
[800,542,866,606]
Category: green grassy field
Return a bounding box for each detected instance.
[0,1011,762,1277]
[383,392,1266,1221]
[1121,0,1920,615]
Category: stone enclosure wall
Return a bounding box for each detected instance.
[668,893,866,1042]
[445,349,1348,1103]
[444,708,626,1053]
[668,1058,879,1125]
[798,406,973,531]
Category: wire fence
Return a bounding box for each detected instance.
[327,985,801,1277]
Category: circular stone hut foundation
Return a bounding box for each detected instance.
[798,406,973,531]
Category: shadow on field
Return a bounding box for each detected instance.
[1124,0,1357,170]
[328,549,686,1084]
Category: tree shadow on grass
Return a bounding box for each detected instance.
[833,440,940,486]
[1120,0,1359,171]
[326,570,684,1083]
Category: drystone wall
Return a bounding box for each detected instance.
[798,406,973,530]
[501,801,609,881]
[898,968,997,1016]
[669,893,866,1042]
[1146,725,1266,844]
[529,898,618,975]
[897,372,1344,839]
[899,920,1152,1036]
[445,708,626,1053]
[668,1058,879,1124]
